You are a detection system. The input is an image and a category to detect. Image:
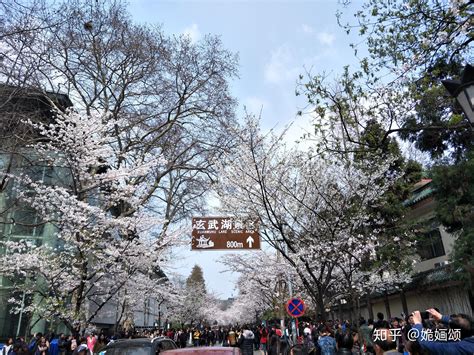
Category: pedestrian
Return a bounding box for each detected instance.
[69,335,77,354]
[14,337,28,355]
[371,328,398,355]
[318,326,336,355]
[86,333,96,355]
[268,329,281,355]
[253,327,261,351]
[209,329,216,346]
[410,309,474,354]
[359,319,374,355]
[28,333,41,354]
[35,336,49,355]
[260,327,269,355]
[93,334,107,353]
[200,328,208,347]
[227,328,237,347]
[49,336,59,355]
[57,334,67,355]
[238,326,255,355]
[335,329,354,355]
[72,338,86,355]
[218,328,225,346]
[303,330,315,354]
[192,328,201,347]
[2,337,14,355]
[374,313,389,330]
[71,345,88,355]
[178,330,188,348]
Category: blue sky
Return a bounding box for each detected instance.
[129,0,365,298]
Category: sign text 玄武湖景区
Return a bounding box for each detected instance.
[191,217,260,250]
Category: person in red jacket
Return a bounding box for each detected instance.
[260,327,269,355]
[86,333,96,354]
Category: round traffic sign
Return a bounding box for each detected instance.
[286,297,305,318]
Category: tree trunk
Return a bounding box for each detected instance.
[366,295,374,320]
[383,291,391,319]
[357,297,361,323]
[316,294,326,322]
[350,294,357,323]
[400,289,408,317]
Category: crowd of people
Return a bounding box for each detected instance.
[108,307,474,355]
[0,332,107,355]
[1,308,473,355]
[150,308,473,355]
[133,325,287,355]
[268,308,474,355]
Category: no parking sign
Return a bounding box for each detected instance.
[286,297,306,318]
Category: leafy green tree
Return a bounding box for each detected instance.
[339,0,474,287]
[399,59,473,161]
[339,0,473,80]
[299,0,472,158]
[302,0,474,293]
[351,120,423,310]
[182,264,207,324]
[432,152,474,288]
[186,264,207,295]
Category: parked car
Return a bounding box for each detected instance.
[162,347,242,355]
[97,336,177,355]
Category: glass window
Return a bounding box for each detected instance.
[417,229,445,260]
[4,157,55,238]
[0,153,8,171]
[160,341,176,350]
[9,207,44,237]
[114,346,151,355]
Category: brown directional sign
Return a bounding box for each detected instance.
[191,217,260,250]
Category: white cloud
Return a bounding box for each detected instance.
[301,24,314,34]
[301,25,335,46]
[182,23,201,43]
[264,45,300,85]
[243,97,270,116]
[282,115,315,150]
[317,32,335,46]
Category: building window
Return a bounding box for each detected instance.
[417,229,445,260]
[4,160,53,238]
[9,207,44,237]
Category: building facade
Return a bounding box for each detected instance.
[0,85,73,339]
[0,85,165,339]
[331,178,473,322]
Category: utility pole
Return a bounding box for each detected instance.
[16,290,26,337]
[275,245,286,336]
[283,241,297,344]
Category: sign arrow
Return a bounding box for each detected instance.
[246,236,254,248]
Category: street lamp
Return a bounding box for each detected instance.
[442,64,474,125]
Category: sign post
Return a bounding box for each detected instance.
[191,217,260,250]
[286,297,305,342]
[286,298,306,318]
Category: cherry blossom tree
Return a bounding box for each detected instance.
[215,116,413,318]
[163,267,209,327]
[219,251,300,324]
[0,0,239,234]
[0,108,182,331]
[0,0,239,332]
[110,271,179,331]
